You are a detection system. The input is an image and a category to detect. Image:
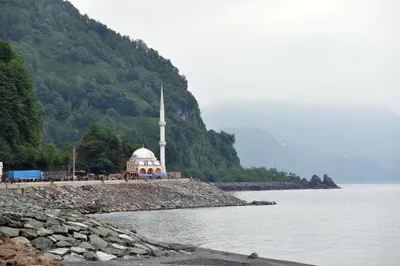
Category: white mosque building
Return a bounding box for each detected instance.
[125,85,167,177]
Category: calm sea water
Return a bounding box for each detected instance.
[95,184,400,266]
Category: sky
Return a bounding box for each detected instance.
[68,0,399,113]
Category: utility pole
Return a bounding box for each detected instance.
[72,146,75,179]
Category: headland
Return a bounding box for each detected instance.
[215,174,340,191]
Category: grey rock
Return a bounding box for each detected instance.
[44,252,63,261]
[56,240,72,248]
[92,226,117,237]
[2,213,23,228]
[144,243,160,251]
[66,217,78,222]
[46,214,66,223]
[66,221,89,229]
[140,236,170,249]
[310,175,322,187]
[100,246,126,257]
[83,251,98,261]
[134,243,151,251]
[25,212,47,222]
[49,225,69,235]
[78,242,96,251]
[248,252,259,259]
[178,250,192,255]
[152,249,163,257]
[0,216,6,226]
[106,235,126,245]
[163,250,178,257]
[37,228,53,237]
[48,248,70,256]
[85,219,102,227]
[119,234,136,243]
[111,243,128,250]
[31,236,54,250]
[71,247,86,254]
[89,234,109,249]
[73,232,87,241]
[45,217,61,227]
[129,247,149,255]
[66,225,81,233]
[19,228,37,239]
[323,174,340,188]
[96,251,117,261]
[0,226,20,237]
[47,235,57,243]
[52,234,75,243]
[25,219,44,230]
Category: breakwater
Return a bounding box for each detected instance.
[0,180,276,264]
[0,190,195,263]
[215,174,341,191]
[21,180,276,214]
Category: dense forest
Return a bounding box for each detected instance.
[0,0,300,182]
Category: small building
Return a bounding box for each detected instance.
[126,84,167,179]
[126,147,165,175]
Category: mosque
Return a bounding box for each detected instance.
[125,85,167,177]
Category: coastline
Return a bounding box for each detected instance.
[19,180,276,214]
[1,179,309,265]
[215,175,341,191]
[65,247,315,266]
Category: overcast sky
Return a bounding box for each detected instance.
[68,0,399,113]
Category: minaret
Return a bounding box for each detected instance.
[159,84,167,173]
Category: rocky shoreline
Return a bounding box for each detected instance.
[215,174,341,191]
[0,180,278,264]
[0,203,196,263]
[21,180,276,214]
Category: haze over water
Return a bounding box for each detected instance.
[96,185,400,266]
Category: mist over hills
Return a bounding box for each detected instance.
[203,102,400,183]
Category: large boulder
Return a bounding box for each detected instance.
[0,227,20,237]
[309,175,322,188]
[322,174,340,188]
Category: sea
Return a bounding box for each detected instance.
[95,184,400,266]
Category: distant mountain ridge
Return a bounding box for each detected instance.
[203,103,400,183]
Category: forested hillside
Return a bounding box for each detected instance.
[0,0,241,171]
[0,41,42,168]
[0,0,300,182]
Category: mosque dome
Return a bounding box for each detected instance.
[131,147,155,159]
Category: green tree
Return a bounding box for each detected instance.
[0,40,42,169]
[76,123,122,174]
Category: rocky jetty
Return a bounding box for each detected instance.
[0,189,196,263]
[215,174,341,191]
[0,180,277,263]
[22,180,258,214]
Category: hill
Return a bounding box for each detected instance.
[0,0,301,182]
[203,102,400,183]
[0,0,241,173]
